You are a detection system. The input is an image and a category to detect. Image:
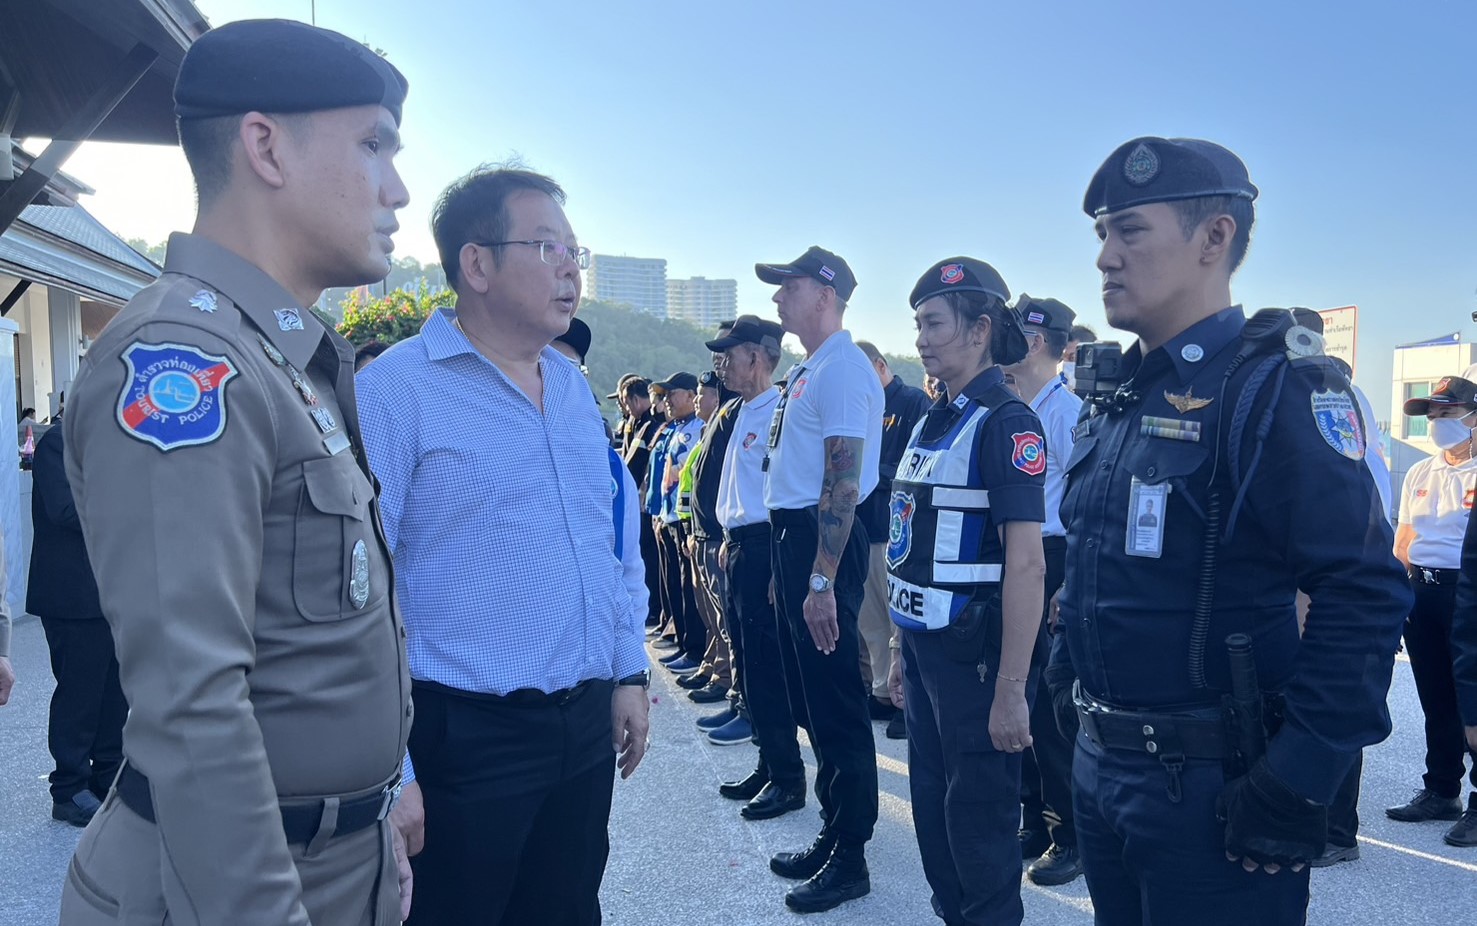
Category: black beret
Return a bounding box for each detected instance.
[1083,137,1257,217]
[909,258,1010,310]
[1014,294,1076,333]
[176,19,409,125]
[554,317,592,363]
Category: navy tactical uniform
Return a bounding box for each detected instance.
[889,259,1046,926]
[1048,138,1410,926]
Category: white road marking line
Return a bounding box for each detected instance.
[1357,835,1477,873]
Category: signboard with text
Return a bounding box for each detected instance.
[1318,305,1358,378]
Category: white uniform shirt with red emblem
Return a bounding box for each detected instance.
[1401,451,1477,569]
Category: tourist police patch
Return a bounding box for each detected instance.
[1011,431,1047,476]
[886,490,916,569]
[115,341,239,451]
[1311,389,1365,460]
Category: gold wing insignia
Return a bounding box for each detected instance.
[1164,388,1213,414]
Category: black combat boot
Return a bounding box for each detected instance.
[769,829,836,880]
[783,841,871,913]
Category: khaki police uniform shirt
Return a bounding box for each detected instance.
[64,233,410,924]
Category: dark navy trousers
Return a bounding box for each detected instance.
[1073,734,1310,926]
[903,629,1032,926]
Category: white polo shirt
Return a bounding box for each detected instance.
[1028,373,1083,538]
[717,387,779,529]
[1401,451,1477,569]
[763,329,885,511]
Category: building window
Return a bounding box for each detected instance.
[1405,382,1432,438]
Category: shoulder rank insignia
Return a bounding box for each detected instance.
[189,289,218,313]
[1164,388,1213,414]
[116,341,239,451]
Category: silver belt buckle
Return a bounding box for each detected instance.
[1422,567,1437,584]
[377,776,403,821]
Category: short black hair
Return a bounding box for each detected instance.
[20,407,34,419]
[1024,327,1069,360]
[1169,195,1255,273]
[1069,324,1097,343]
[354,339,389,371]
[432,163,566,290]
[178,113,312,206]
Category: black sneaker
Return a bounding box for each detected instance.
[1026,843,1083,885]
[885,711,906,740]
[1309,843,1360,867]
[784,843,870,913]
[1445,809,1477,847]
[868,697,896,721]
[1386,789,1462,822]
[52,791,102,828]
[688,683,730,704]
[675,671,712,690]
[1019,827,1050,861]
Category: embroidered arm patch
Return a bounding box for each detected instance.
[115,341,240,452]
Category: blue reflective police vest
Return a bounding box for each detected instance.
[887,394,1003,631]
[608,447,626,561]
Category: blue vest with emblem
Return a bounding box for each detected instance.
[886,392,1006,631]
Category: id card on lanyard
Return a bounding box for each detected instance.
[1126,476,1169,558]
[764,365,806,472]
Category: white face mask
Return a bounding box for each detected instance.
[1061,360,1076,381]
[1431,414,1474,450]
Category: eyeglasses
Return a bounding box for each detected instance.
[476,239,592,270]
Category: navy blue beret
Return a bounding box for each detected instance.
[1083,137,1257,217]
[909,257,1010,310]
[176,19,409,125]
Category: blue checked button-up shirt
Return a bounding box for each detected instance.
[357,310,647,779]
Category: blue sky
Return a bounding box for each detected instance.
[54,0,1477,419]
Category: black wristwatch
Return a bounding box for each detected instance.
[616,670,650,689]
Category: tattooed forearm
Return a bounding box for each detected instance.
[816,436,865,578]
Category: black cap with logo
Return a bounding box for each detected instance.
[1014,294,1076,334]
[1083,137,1257,217]
[755,246,857,301]
[705,314,785,353]
[653,371,699,392]
[909,258,1029,366]
[1404,376,1477,416]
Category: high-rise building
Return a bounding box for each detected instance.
[586,254,668,317]
[667,277,738,330]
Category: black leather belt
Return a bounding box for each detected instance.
[412,677,597,707]
[1410,565,1460,586]
[115,764,399,843]
[1073,682,1230,760]
[724,522,772,544]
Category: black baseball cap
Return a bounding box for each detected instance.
[654,371,699,392]
[755,246,857,301]
[176,19,409,125]
[1014,294,1076,334]
[1084,137,1257,217]
[1404,376,1477,416]
[698,371,722,389]
[705,314,785,352]
[909,258,1010,310]
[605,372,642,400]
[554,317,591,364]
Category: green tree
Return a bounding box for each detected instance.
[337,282,454,346]
[125,238,167,266]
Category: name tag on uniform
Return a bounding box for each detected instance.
[1126,476,1169,558]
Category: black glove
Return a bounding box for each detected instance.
[1042,662,1079,742]
[1215,758,1326,867]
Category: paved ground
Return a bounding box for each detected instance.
[3,613,1475,924]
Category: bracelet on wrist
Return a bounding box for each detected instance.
[997,672,1028,683]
